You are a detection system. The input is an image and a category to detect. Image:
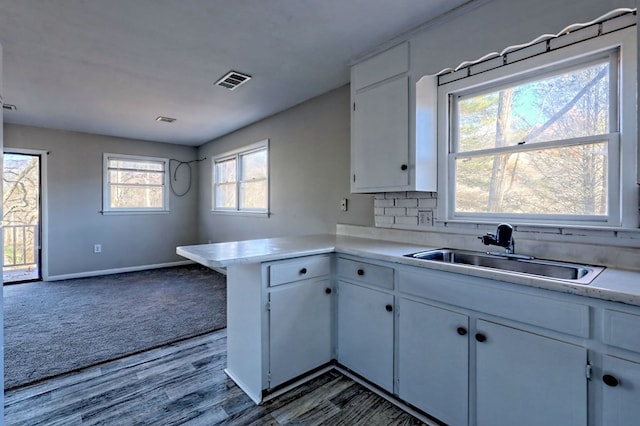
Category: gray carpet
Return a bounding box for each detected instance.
[3,264,226,390]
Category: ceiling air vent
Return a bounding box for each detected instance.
[215,71,252,90]
[155,116,176,123]
[2,104,17,111]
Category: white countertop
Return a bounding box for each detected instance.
[177,234,640,306]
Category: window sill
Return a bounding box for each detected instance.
[101,210,171,216]
[210,210,270,218]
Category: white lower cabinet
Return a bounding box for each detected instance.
[268,277,333,388]
[398,298,469,426]
[338,280,394,392]
[601,355,640,426]
[475,319,587,426]
[227,252,638,425]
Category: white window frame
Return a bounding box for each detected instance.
[211,139,270,215]
[102,153,170,214]
[436,27,637,228]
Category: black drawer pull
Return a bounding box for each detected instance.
[385,304,393,312]
[325,288,332,295]
[357,269,365,276]
[475,333,487,343]
[603,374,619,387]
[299,268,307,275]
[457,327,467,336]
[401,164,408,171]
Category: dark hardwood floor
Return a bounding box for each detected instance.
[5,329,427,425]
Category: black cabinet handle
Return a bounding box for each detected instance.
[357,269,365,276]
[401,164,408,171]
[603,374,619,387]
[457,327,467,336]
[325,288,332,295]
[385,304,393,312]
[475,333,487,343]
[299,268,307,275]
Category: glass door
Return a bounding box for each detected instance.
[3,152,41,283]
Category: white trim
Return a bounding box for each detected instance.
[210,210,270,218]
[100,210,171,216]
[102,152,170,214]
[3,148,49,281]
[45,260,193,282]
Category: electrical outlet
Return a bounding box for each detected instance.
[94,244,102,254]
[418,210,433,227]
[340,198,348,212]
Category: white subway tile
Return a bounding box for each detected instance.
[407,191,434,198]
[396,198,418,208]
[385,207,406,216]
[374,199,395,208]
[395,216,419,226]
[385,192,407,199]
[375,216,394,226]
[418,198,437,208]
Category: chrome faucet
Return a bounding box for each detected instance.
[479,223,515,254]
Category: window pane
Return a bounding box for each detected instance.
[109,159,164,171]
[216,158,237,184]
[110,185,164,209]
[455,142,608,215]
[109,170,164,185]
[457,61,610,152]
[241,149,267,180]
[240,180,267,210]
[215,183,236,209]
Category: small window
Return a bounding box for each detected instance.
[212,140,269,214]
[103,153,169,213]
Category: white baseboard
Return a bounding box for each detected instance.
[45,260,195,281]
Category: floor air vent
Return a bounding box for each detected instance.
[215,71,252,90]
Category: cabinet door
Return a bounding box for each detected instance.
[476,320,587,426]
[268,278,333,388]
[352,75,409,192]
[602,355,640,426]
[398,298,469,426]
[338,280,394,391]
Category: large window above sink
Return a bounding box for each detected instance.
[437,24,637,227]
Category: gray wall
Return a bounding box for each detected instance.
[4,124,199,278]
[408,0,634,78]
[197,85,373,243]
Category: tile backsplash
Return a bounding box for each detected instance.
[371,191,640,270]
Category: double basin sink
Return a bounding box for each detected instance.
[405,248,605,285]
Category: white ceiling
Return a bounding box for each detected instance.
[0,0,471,146]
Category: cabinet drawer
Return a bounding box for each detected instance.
[399,267,589,337]
[337,258,394,290]
[603,309,640,352]
[269,255,331,287]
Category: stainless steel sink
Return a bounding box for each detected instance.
[405,249,605,284]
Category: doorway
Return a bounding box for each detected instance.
[3,151,43,283]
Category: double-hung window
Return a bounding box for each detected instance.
[438,25,636,227]
[103,153,170,213]
[212,140,269,214]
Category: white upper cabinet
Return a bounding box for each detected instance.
[350,41,437,193]
[352,76,409,191]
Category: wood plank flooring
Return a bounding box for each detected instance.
[5,329,427,425]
